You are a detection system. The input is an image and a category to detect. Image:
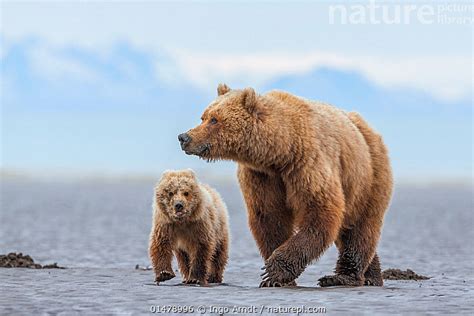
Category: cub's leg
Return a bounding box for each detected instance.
[318,218,381,287]
[149,226,176,284]
[207,239,229,284]
[238,166,294,260]
[175,249,191,283]
[185,243,212,286]
[261,180,344,287]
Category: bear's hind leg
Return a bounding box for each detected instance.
[175,249,190,283]
[363,253,383,286]
[319,219,381,287]
[207,240,229,284]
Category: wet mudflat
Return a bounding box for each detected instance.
[1,176,473,314]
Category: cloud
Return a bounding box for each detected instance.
[2,1,471,103]
[2,40,471,179]
[169,49,472,102]
[3,37,471,104]
[27,44,100,83]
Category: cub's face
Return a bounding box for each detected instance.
[178,84,258,162]
[155,170,201,222]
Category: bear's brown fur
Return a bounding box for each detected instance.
[179,84,393,287]
[148,169,229,285]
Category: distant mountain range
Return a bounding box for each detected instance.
[264,68,472,180]
[2,41,472,180]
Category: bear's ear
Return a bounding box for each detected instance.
[182,168,196,178]
[160,170,174,180]
[241,87,257,114]
[179,169,197,182]
[217,83,231,96]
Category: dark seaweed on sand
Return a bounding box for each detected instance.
[0,253,65,269]
[382,268,430,280]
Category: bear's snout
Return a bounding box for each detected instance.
[174,201,184,212]
[178,133,192,148]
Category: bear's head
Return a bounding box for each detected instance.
[154,169,202,222]
[178,84,262,162]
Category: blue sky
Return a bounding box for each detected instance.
[1,1,472,181]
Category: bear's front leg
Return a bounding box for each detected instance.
[260,186,344,287]
[238,166,295,260]
[149,226,176,285]
[185,243,212,286]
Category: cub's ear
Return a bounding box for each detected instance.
[241,87,257,114]
[160,169,174,180]
[183,168,195,175]
[182,168,197,179]
[217,83,231,96]
[162,169,174,176]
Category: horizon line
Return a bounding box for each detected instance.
[1,167,472,187]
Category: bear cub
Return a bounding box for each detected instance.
[149,169,229,286]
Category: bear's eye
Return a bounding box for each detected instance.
[168,192,174,197]
[210,117,218,125]
[183,192,189,197]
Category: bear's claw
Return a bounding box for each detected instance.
[318,275,342,287]
[364,277,383,286]
[260,280,282,287]
[155,270,176,284]
[183,278,208,286]
[259,280,297,288]
[260,255,298,287]
[207,276,223,284]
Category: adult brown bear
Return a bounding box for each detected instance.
[179,84,393,287]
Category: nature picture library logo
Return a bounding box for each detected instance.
[329,1,474,25]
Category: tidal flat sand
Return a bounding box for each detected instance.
[1,176,473,314]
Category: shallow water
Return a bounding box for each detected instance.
[1,177,473,314]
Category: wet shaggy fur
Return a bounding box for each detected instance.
[180,84,393,287]
[148,169,229,286]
